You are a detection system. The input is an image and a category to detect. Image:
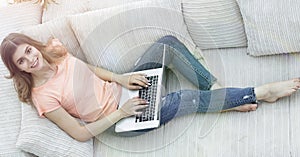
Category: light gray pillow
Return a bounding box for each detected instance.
[16,103,94,157]
[236,0,300,56]
[0,2,42,156]
[182,0,247,49]
[0,61,33,157]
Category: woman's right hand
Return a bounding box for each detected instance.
[119,97,149,118]
[115,74,149,90]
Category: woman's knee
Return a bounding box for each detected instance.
[157,35,179,44]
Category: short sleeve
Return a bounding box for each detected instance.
[31,94,61,117]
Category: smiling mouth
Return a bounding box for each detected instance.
[31,58,38,68]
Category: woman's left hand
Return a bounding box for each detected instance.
[117,73,149,90]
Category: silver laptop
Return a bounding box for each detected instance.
[115,44,167,132]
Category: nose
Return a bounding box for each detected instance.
[24,55,34,65]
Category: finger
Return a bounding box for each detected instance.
[136,74,150,85]
[135,73,147,77]
[128,85,143,90]
[132,74,148,83]
[132,99,149,106]
[135,104,149,110]
[132,80,148,88]
[135,111,144,116]
[132,100,149,110]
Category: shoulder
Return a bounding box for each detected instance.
[31,92,61,117]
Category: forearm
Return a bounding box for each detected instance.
[86,64,149,90]
[87,64,123,83]
[81,110,125,139]
[45,107,128,142]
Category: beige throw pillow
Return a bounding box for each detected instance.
[88,0,181,11]
[69,1,197,74]
[0,1,42,42]
[21,17,87,62]
[42,0,89,23]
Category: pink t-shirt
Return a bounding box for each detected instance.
[31,53,121,122]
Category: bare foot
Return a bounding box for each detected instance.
[221,104,258,112]
[255,78,300,103]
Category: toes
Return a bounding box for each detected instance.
[246,104,257,112]
[287,89,297,95]
[223,104,259,112]
[293,78,300,82]
[236,104,258,112]
[250,104,258,111]
[293,79,300,88]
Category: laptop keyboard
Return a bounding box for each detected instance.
[135,75,159,123]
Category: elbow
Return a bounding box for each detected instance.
[74,136,91,142]
[75,137,91,143]
[71,126,93,142]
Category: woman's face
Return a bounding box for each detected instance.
[12,44,44,74]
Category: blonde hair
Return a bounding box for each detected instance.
[0,33,67,104]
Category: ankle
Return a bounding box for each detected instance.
[254,85,270,101]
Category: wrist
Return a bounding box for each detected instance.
[111,73,121,83]
[113,74,125,85]
[115,109,128,119]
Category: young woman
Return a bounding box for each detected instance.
[1,33,299,141]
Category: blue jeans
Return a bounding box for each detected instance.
[113,36,257,137]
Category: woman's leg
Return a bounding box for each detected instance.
[132,35,217,90]
[160,78,300,124]
[114,79,300,136]
[159,87,256,124]
[113,87,256,137]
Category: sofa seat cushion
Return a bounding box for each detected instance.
[93,47,299,156]
[201,47,290,86]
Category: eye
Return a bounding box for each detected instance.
[18,58,24,65]
[26,47,32,54]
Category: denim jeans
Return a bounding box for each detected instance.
[132,35,217,90]
[112,35,257,137]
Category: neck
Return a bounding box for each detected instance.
[31,59,56,86]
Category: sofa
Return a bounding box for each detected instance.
[1,0,300,156]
